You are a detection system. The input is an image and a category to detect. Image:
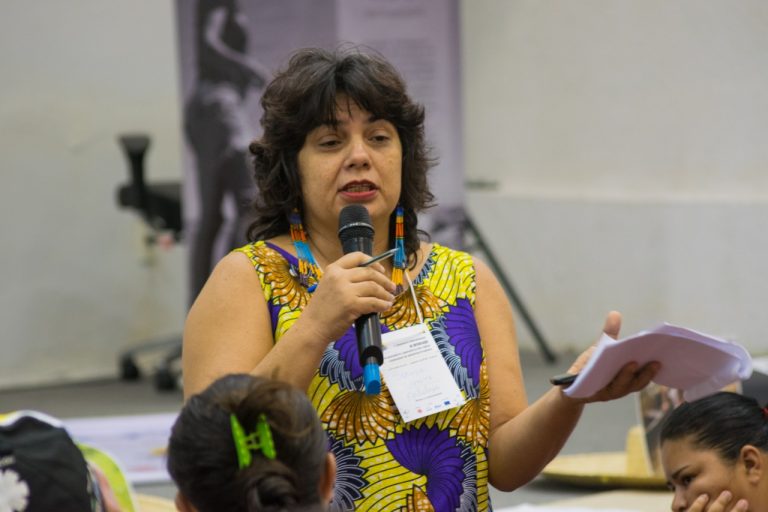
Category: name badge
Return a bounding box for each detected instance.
[380,324,466,422]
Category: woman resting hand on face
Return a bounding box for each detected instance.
[182,46,659,511]
[661,391,768,512]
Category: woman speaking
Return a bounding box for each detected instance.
[183,46,658,511]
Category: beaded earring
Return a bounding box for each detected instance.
[391,205,406,295]
[289,209,322,290]
[290,207,406,294]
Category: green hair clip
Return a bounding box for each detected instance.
[230,413,276,469]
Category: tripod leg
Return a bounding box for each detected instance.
[465,215,557,363]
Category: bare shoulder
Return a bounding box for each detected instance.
[472,255,491,275]
[470,255,526,426]
[472,257,517,350]
[187,248,267,327]
[205,250,260,296]
[418,240,433,262]
[216,248,258,276]
[470,255,517,344]
[183,249,273,397]
[471,256,502,293]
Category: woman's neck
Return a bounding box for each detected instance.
[304,218,391,269]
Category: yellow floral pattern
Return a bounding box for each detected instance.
[238,241,491,511]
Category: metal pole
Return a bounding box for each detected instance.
[464,214,557,363]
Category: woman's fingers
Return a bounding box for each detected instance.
[602,310,622,340]
[687,493,710,512]
[627,361,660,392]
[335,251,388,272]
[326,253,397,292]
[320,265,397,303]
[566,344,596,374]
[315,280,392,313]
[304,252,399,339]
[578,361,660,403]
[567,311,623,374]
[605,361,641,394]
[349,280,396,307]
[564,312,663,402]
[346,266,398,293]
[690,491,749,512]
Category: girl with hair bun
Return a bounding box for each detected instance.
[167,373,335,512]
[660,391,768,512]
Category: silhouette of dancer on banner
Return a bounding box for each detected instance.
[184,0,269,307]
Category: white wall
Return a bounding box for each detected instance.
[1,1,766,390]
[0,1,186,388]
[462,1,768,353]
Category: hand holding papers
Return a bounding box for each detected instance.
[563,323,752,402]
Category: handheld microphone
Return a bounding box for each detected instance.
[338,204,384,395]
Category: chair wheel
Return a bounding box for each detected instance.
[154,367,177,391]
[119,356,141,381]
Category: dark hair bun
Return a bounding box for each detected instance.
[245,465,300,512]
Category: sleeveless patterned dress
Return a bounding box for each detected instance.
[236,241,492,511]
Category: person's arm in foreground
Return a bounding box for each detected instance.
[473,258,659,491]
[182,250,394,398]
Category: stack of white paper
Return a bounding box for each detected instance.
[564,323,752,401]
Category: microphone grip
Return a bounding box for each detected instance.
[356,314,383,364]
[356,313,383,395]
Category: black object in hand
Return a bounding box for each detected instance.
[550,373,578,386]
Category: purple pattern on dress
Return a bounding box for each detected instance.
[332,328,362,380]
[253,243,489,510]
[443,298,482,385]
[265,242,393,385]
[268,301,281,334]
[265,241,295,262]
[386,425,465,511]
[328,434,367,511]
[331,323,392,382]
[430,317,474,398]
[458,441,480,511]
[264,242,297,335]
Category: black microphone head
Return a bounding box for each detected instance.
[338,204,374,245]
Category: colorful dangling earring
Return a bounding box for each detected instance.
[391,205,406,295]
[289,209,322,290]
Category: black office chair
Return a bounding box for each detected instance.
[115,134,183,391]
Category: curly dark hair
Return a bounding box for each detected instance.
[167,374,329,512]
[247,46,435,265]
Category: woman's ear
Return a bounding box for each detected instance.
[175,491,196,512]
[739,444,764,483]
[319,452,337,504]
